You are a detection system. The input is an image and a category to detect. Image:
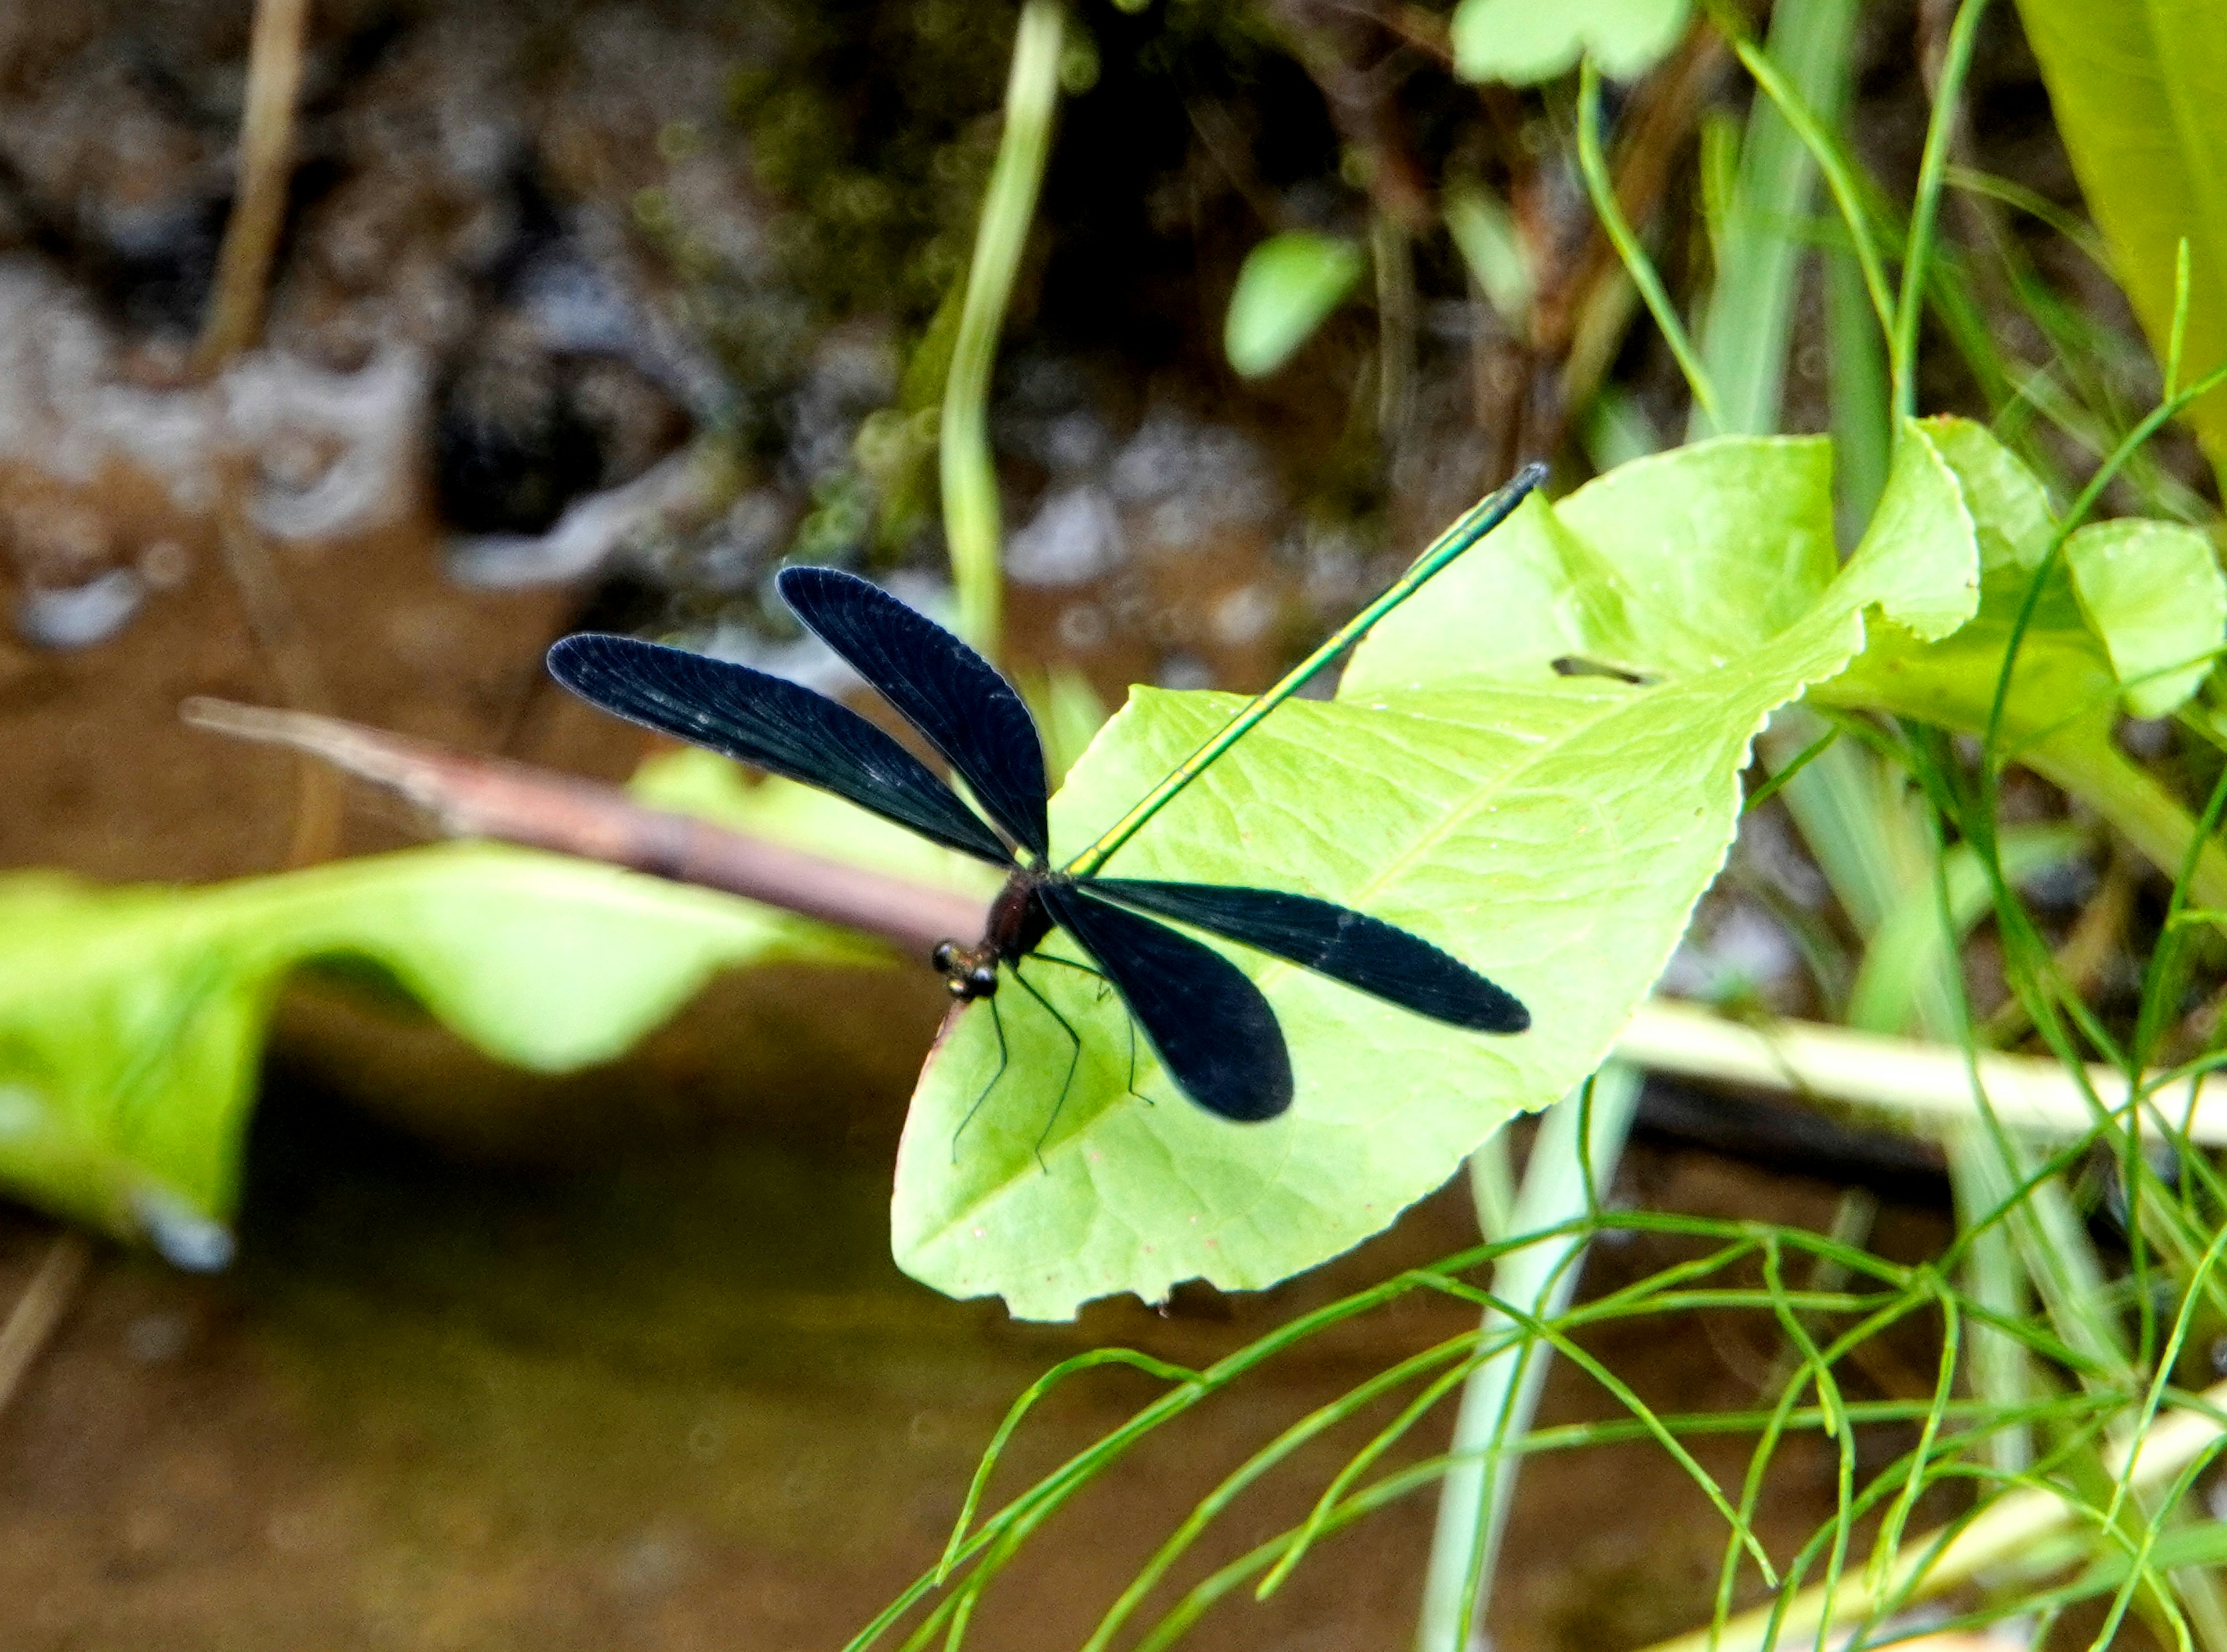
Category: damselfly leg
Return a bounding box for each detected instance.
[1009,961,1085,1170]
[1035,953,1151,1106]
[951,992,1011,1160]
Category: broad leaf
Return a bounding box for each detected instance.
[0,840,901,1262]
[1223,231,1365,379]
[893,435,1981,1319]
[2014,0,2227,482]
[1452,0,1690,85]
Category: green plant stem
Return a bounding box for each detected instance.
[1065,466,1543,877]
[2026,730,2227,913]
[1576,59,1723,432]
[1413,1065,1643,1652]
[1891,0,1989,420]
[1699,0,1894,345]
[1373,214,1416,445]
[1691,0,1861,440]
[941,0,1065,659]
[1636,1372,2227,1652]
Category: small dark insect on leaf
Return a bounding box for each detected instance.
[547,474,1540,1130]
[1550,655,1655,685]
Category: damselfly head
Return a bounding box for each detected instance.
[934,939,1000,1001]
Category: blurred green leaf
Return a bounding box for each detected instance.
[894,435,1981,1319]
[0,844,875,1260]
[1847,823,2086,1036]
[2014,0,2227,483]
[1444,183,1533,328]
[0,761,1006,1263]
[1453,0,1690,84]
[1223,231,1365,379]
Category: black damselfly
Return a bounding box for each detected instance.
[547,464,1543,1124]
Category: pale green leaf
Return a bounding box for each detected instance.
[0,844,870,1258]
[2066,518,2226,717]
[1825,417,2225,731]
[1223,231,1365,379]
[1453,0,1691,85]
[1921,415,2055,573]
[892,435,1981,1320]
[2014,0,2227,483]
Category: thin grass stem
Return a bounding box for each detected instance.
[1891,0,1989,420]
[1576,59,1724,430]
[941,0,1065,658]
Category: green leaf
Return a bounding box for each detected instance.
[1816,418,2227,907]
[1823,417,2225,733]
[2013,0,2227,483]
[1452,0,1690,85]
[893,435,1981,1320]
[0,843,893,1261]
[1223,231,1365,379]
[2065,518,2226,717]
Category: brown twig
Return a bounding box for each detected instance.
[1263,0,1435,233]
[180,698,988,959]
[191,0,311,374]
[0,1235,90,1426]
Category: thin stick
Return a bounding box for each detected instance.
[1063,464,1545,878]
[1616,998,2227,1144]
[182,695,2227,1142]
[941,0,1066,658]
[191,0,311,374]
[0,1235,91,1425]
[180,697,985,958]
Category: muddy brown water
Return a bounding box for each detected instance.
[0,1080,1943,1652]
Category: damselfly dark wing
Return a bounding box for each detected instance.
[1040,883,1293,1121]
[778,567,1050,861]
[1089,880,1529,1032]
[547,633,1014,866]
